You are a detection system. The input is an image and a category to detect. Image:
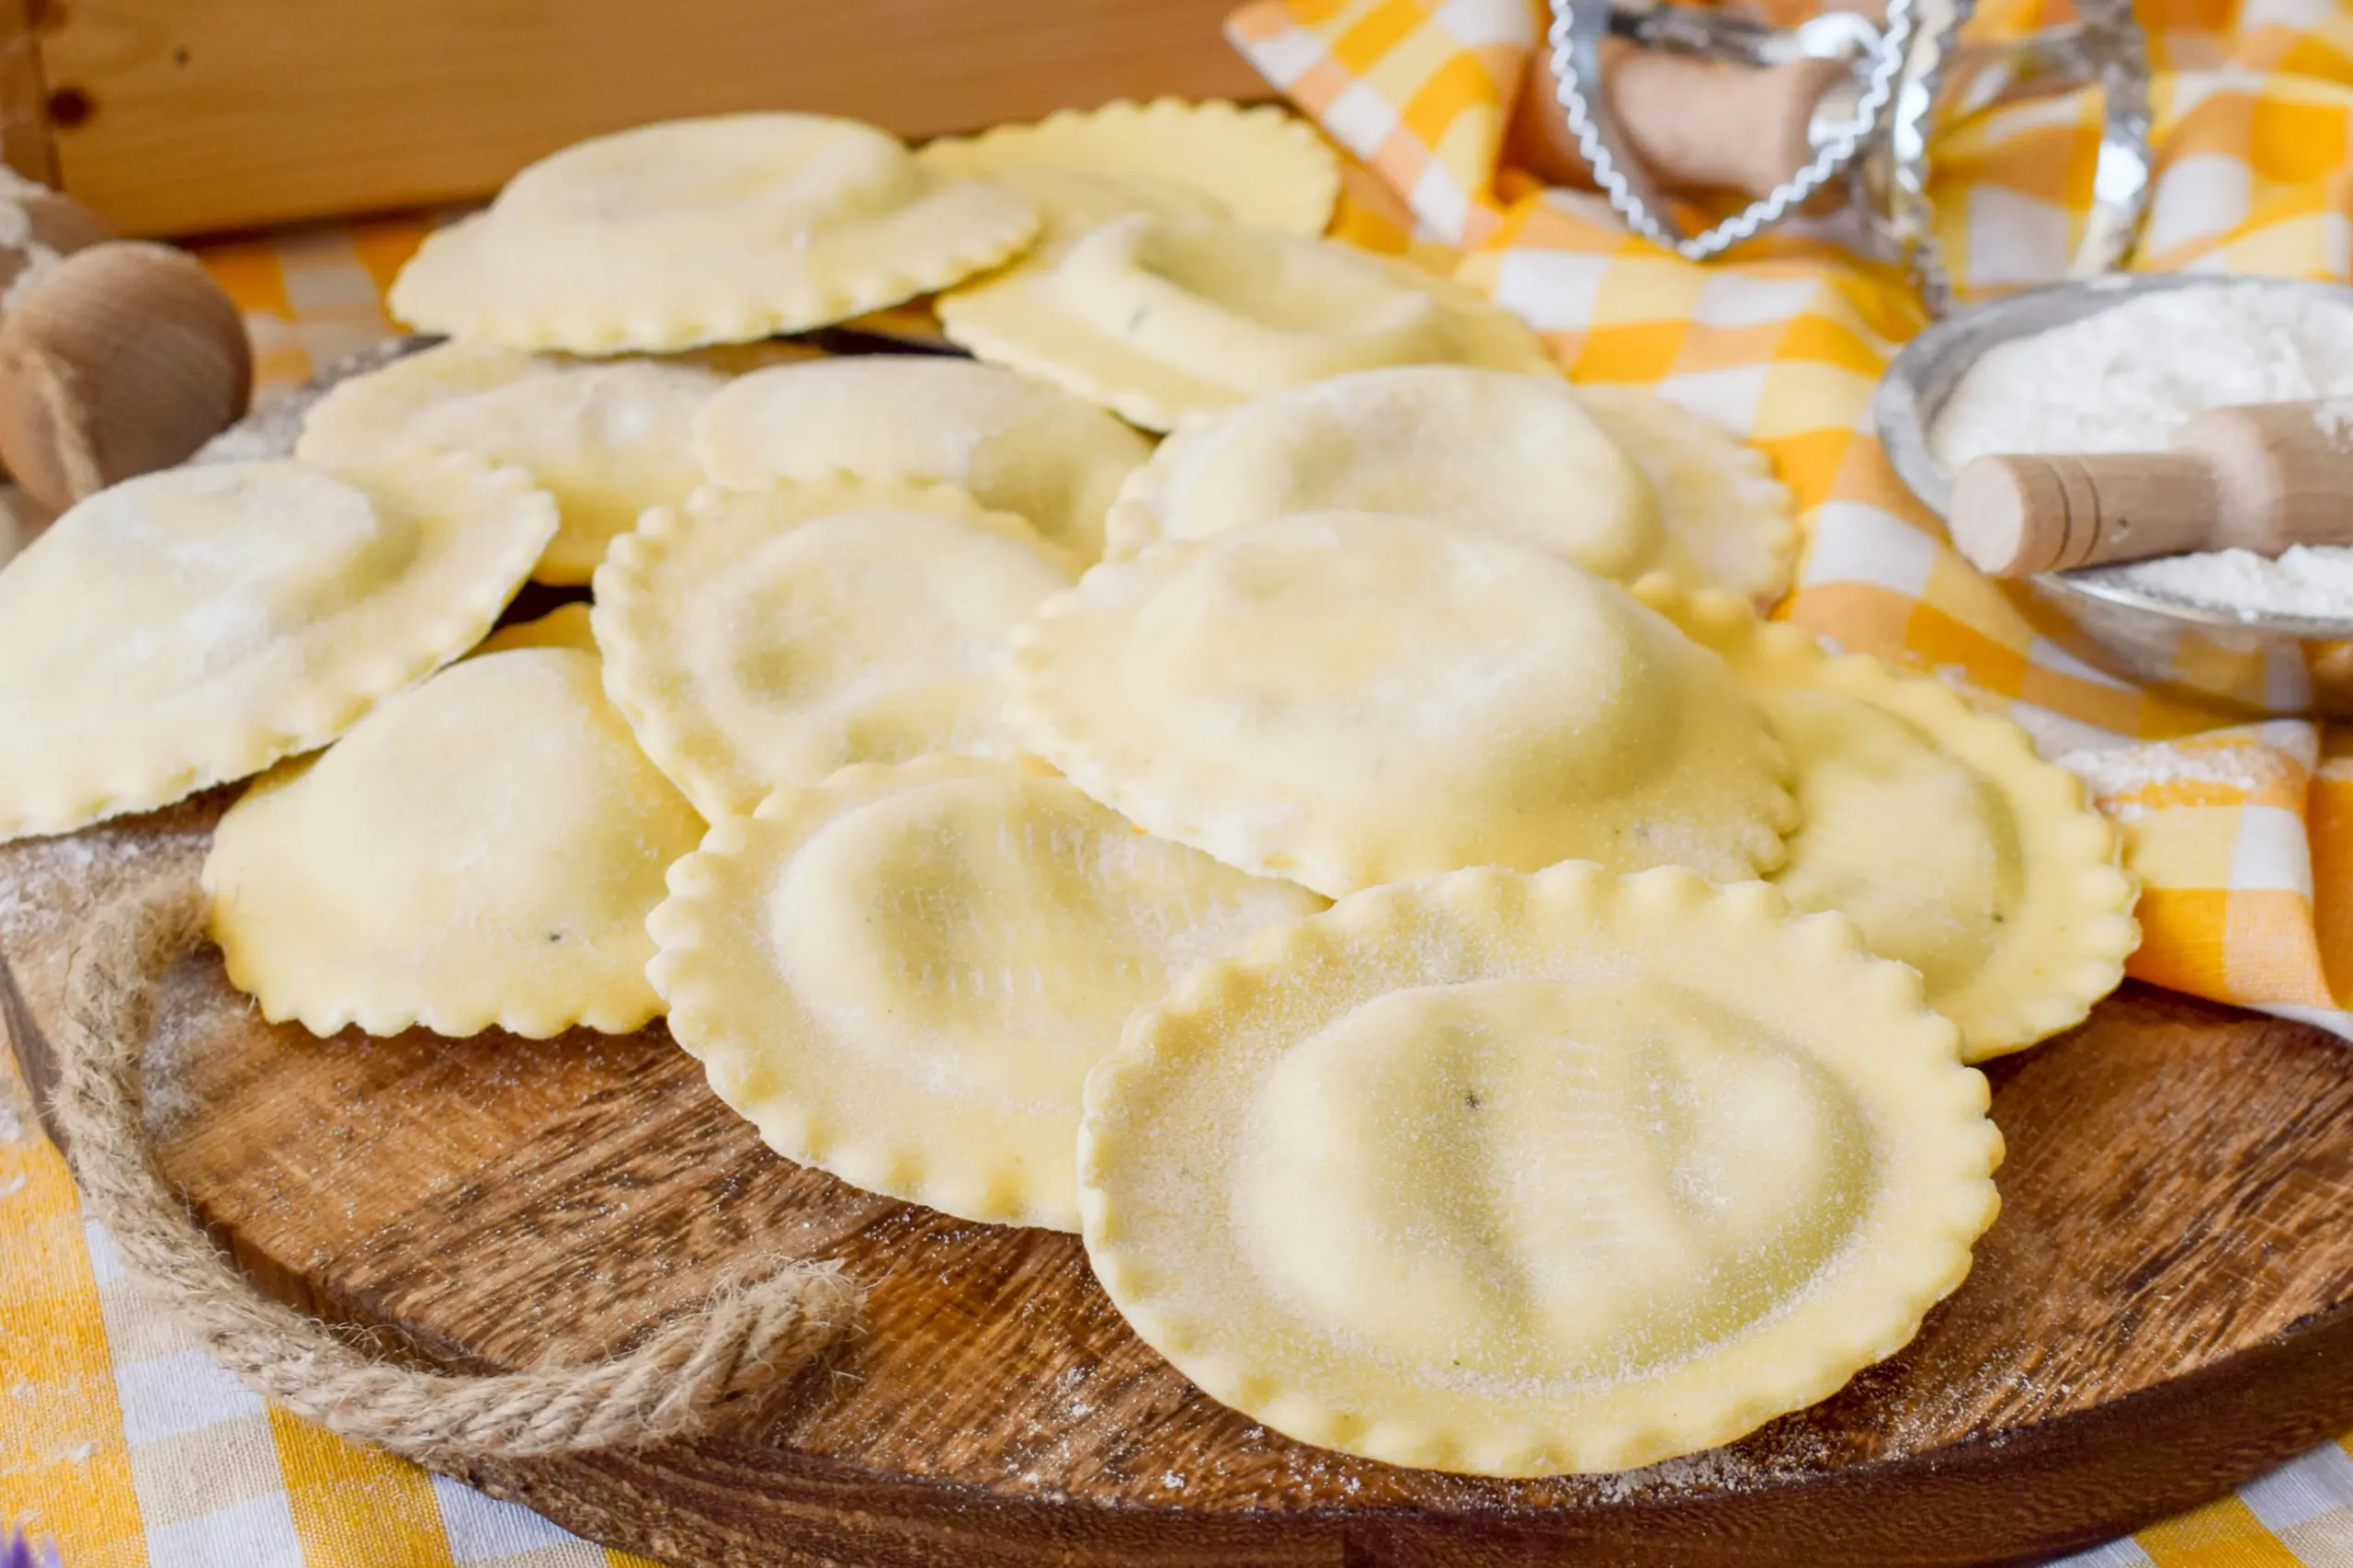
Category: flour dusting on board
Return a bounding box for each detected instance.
[0,829,174,943]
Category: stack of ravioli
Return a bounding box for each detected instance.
[0,103,2139,1480]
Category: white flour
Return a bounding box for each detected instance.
[2055,734,2296,820]
[1929,281,2353,622]
[1929,281,2353,470]
[2070,541,2353,621]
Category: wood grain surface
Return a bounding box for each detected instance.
[6,799,2353,1567]
[28,0,1266,236]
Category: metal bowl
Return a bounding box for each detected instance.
[1874,272,2353,717]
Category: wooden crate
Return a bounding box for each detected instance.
[0,0,1265,237]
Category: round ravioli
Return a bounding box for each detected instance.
[1633,579,2141,1059]
[691,357,1151,563]
[0,456,554,843]
[916,98,1339,245]
[390,114,1040,352]
[296,341,724,585]
[594,479,1077,819]
[938,214,1554,431]
[1081,862,2003,1475]
[935,165,1221,262]
[1105,367,1670,581]
[205,630,704,1039]
[650,755,1325,1230]
[1011,512,1794,896]
[1575,387,1798,606]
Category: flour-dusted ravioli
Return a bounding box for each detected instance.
[1082,863,2003,1476]
[650,755,1324,1231]
[917,99,1339,245]
[0,456,553,843]
[938,214,1553,431]
[390,115,1040,353]
[1105,367,1666,580]
[1577,387,1798,606]
[297,341,724,585]
[1636,580,2140,1059]
[1012,512,1794,896]
[206,623,703,1039]
[691,358,1151,563]
[595,479,1077,820]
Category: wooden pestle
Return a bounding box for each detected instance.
[1948,401,2353,577]
[1512,40,1855,199]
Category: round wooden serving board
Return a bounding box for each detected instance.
[6,798,2353,1568]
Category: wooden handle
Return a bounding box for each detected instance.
[1949,453,2218,576]
[1949,399,2353,576]
[2169,400,2353,553]
[1603,45,1851,198]
[1509,41,1850,199]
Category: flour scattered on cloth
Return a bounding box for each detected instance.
[2057,734,2307,821]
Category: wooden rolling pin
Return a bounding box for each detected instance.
[1948,400,2353,577]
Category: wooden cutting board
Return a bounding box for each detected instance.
[6,796,2353,1568]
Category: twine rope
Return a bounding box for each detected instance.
[48,877,856,1463]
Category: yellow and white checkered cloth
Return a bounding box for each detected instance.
[12,4,2353,1551]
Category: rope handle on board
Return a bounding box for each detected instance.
[49,878,857,1464]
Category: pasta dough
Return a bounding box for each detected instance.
[206,619,705,1039]
[1634,579,2138,1058]
[297,342,724,585]
[1081,862,2004,1475]
[649,755,1325,1230]
[916,98,1339,244]
[1104,367,1663,578]
[1011,511,1794,896]
[691,357,1151,563]
[390,114,1040,353]
[1576,387,1799,606]
[595,479,1077,819]
[1108,369,1796,602]
[0,456,554,843]
[938,214,1555,430]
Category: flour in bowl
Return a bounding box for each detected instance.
[1928,281,2353,472]
[1930,281,2353,623]
[2070,541,2353,621]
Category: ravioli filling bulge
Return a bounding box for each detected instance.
[1234,975,1870,1383]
